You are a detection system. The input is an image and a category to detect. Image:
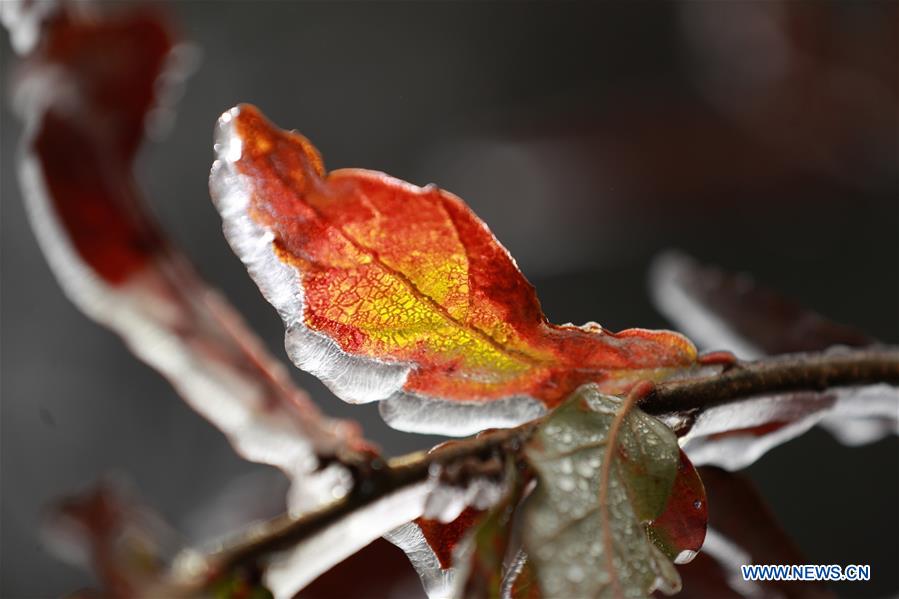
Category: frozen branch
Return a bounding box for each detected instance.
[168,346,899,594]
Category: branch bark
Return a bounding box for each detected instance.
[640,347,899,415]
[173,346,899,593]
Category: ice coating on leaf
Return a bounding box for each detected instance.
[650,251,873,358]
[387,465,510,598]
[522,385,685,598]
[9,7,367,515]
[44,479,183,598]
[456,463,523,599]
[266,482,433,598]
[384,521,458,599]
[380,392,546,436]
[503,553,541,599]
[0,0,57,54]
[423,476,505,524]
[819,384,899,445]
[681,384,899,470]
[209,104,700,435]
[646,449,707,565]
[209,125,412,406]
[650,252,897,468]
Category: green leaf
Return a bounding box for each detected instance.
[522,384,682,598]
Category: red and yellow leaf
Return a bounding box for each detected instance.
[210,104,699,435]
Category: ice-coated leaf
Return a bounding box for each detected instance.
[386,456,510,599]
[264,481,434,598]
[521,385,689,598]
[457,462,523,599]
[651,252,897,468]
[501,451,706,599]
[385,458,520,599]
[8,7,368,515]
[385,508,484,599]
[44,479,183,598]
[209,104,701,436]
[384,520,459,599]
[505,555,542,599]
[679,383,899,470]
[459,510,513,599]
[0,0,58,54]
[646,449,707,565]
[649,251,872,359]
[300,538,419,598]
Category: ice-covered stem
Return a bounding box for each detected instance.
[172,346,898,593]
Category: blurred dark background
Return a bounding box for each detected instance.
[1,1,897,597]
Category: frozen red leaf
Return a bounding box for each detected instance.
[647,449,708,565]
[45,480,181,598]
[677,383,898,470]
[301,538,418,599]
[418,508,485,570]
[650,253,896,468]
[9,6,371,515]
[650,251,873,359]
[459,465,523,599]
[209,104,700,435]
[384,502,491,597]
[506,556,542,599]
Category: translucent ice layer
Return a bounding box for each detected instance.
[209,104,702,437]
[265,482,433,598]
[385,465,512,598]
[650,251,872,358]
[651,251,897,468]
[681,383,899,470]
[384,521,458,599]
[10,7,366,516]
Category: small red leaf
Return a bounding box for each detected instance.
[417,507,484,569]
[647,449,708,565]
[46,480,179,598]
[651,251,873,358]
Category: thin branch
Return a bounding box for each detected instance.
[640,347,899,415]
[172,347,899,593]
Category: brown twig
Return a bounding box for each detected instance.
[171,347,899,594]
[640,347,899,415]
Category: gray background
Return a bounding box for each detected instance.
[2,1,897,597]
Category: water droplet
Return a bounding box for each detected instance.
[567,564,585,583]
[559,476,575,492]
[693,499,702,510]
